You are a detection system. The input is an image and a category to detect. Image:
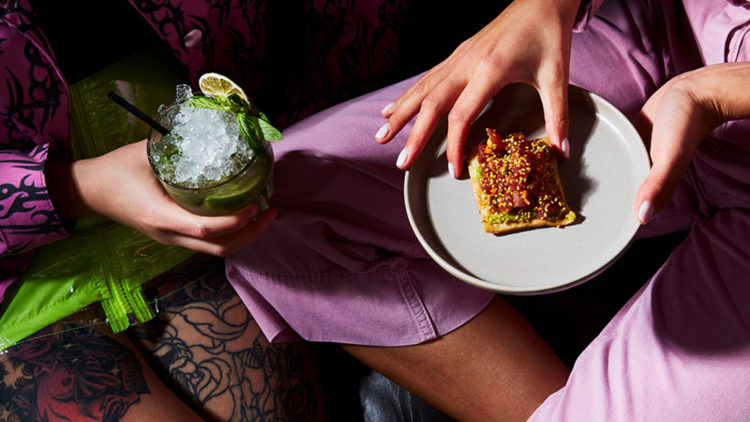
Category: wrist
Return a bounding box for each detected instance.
[683,62,750,130]
[46,159,101,220]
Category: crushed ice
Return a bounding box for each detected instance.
[151,87,253,188]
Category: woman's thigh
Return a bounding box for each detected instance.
[0,255,324,422]
[127,255,325,422]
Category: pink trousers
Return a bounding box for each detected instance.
[529,0,750,420]
[225,77,494,346]
[227,0,750,419]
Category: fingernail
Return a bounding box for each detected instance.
[448,162,456,179]
[381,102,394,115]
[561,138,570,159]
[638,200,654,224]
[376,123,390,140]
[396,148,408,167]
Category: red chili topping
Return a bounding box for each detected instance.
[476,130,567,222]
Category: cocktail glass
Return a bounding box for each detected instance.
[147,103,274,217]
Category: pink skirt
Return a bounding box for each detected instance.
[226,75,494,346]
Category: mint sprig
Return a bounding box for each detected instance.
[184,94,282,159]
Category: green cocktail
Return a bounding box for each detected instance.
[147,80,280,216]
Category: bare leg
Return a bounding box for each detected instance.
[128,259,325,422]
[343,295,569,422]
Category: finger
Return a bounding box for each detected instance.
[444,71,505,178]
[381,62,449,119]
[634,103,703,224]
[633,85,668,153]
[538,79,570,159]
[166,207,277,257]
[634,155,690,226]
[396,79,466,169]
[632,109,654,152]
[157,200,260,239]
[376,64,457,145]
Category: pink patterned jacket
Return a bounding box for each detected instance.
[0,0,408,302]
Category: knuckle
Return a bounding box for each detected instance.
[458,49,477,68]
[421,94,441,112]
[191,221,211,239]
[554,112,570,127]
[412,80,428,96]
[212,245,231,257]
[448,106,467,123]
[478,55,502,73]
[649,178,672,200]
[405,133,424,149]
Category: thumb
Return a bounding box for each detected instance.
[539,82,570,159]
[634,161,682,225]
[634,103,705,224]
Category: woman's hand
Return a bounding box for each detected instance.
[47,140,275,257]
[376,0,582,177]
[634,62,750,224]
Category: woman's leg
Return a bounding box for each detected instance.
[127,256,325,422]
[343,295,569,422]
[0,255,325,422]
[0,325,202,422]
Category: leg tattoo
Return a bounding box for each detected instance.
[0,325,149,422]
[129,266,319,422]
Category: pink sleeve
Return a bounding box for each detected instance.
[573,0,605,33]
[0,144,70,256]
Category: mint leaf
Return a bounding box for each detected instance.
[257,111,272,124]
[237,113,268,159]
[227,93,250,111]
[185,96,219,109]
[249,115,283,141]
[185,95,244,114]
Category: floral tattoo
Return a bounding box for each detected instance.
[131,267,319,422]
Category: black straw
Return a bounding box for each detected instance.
[107,91,169,135]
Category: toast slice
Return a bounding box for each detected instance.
[466,129,576,234]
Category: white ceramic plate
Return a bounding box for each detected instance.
[404,84,650,294]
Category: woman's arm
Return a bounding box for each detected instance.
[633,62,750,223]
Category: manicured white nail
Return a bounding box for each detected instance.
[561,138,570,159]
[448,162,456,179]
[638,200,654,224]
[376,123,390,140]
[381,102,394,115]
[396,148,408,167]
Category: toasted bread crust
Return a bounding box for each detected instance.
[467,135,575,234]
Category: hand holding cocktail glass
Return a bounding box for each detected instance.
[51,74,281,257]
